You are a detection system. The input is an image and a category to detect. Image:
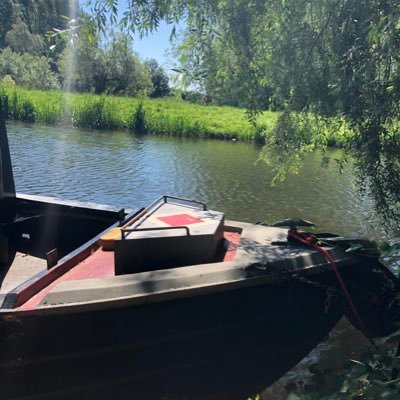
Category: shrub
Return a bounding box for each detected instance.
[1,75,15,88]
[0,48,60,91]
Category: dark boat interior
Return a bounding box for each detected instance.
[0,194,127,295]
[8,195,125,261]
[0,114,127,291]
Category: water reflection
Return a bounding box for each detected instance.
[7,121,382,240]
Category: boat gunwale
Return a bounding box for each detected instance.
[38,262,356,315]
[16,193,126,214]
[0,220,364,316]
[0,253,358,317]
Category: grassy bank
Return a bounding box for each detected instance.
[0,86,278,141]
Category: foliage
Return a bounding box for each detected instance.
[5,20,45,55]
[130,100,147,133]
[173,23,271,108]
[259,112,352,182]
[245,347,400,400]
[0,0,78,55]
[58,30,153,97]
[0,86,265,140]
[84,0,400,226]
[0,89,36,122]
[259,111,316,184]
[0,48,60,90]
[1,75,15,88]
[287,347,400,400]
[57,19,99,93]
[92,34,152,96]
[0,2,155,98]
[145,58,170,98]
[180,90,206,104]
[381,239,400,276]
[72,96,119,129]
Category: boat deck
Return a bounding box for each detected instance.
[1,217,358,312]
[0,253,46,294]
[17,230,241,310]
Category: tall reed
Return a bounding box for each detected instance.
[0,86,274,142]
[72,97,119,129]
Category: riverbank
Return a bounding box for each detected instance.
[0,86,278,141]
[0,86,352,146]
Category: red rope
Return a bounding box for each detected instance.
[288,230,376,347]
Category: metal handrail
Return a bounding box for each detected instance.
[122,196,167,230]
[121,195,207,232]
[162,195,207,211]
[121,226,190,239]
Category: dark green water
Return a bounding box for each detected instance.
[7,121,383,240]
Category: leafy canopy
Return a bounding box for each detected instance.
[0,48,60,90]
[84,0,400,226]
[59,29,153,96]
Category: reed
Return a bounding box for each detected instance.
[0,86,350,146]
[129,100,146,133]
[72,97,120,130]
[0,86,273,141]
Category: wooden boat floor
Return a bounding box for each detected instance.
[0,253,46,295]
[19,231,241,311]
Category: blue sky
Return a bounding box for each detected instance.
[132,21,177,67]
[80,1,177,67]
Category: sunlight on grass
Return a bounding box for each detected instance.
[0,86,277,141]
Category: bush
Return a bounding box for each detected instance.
[1,75,15,88]
[0,48,60,91]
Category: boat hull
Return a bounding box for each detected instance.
[0,278,342,400]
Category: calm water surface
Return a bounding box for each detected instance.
[7,121,382,240]
[6,121,393,398]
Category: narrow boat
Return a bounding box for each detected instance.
[0,120,399,399]
[1,194,399,400]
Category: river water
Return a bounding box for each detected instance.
[6,121,395,398]
[7,121,384,240]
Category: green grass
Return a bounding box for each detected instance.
[0,86,352,147]
[0,86,278,141]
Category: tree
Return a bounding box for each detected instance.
[0,0,79,53]
[145,58,170,98]
[58,31,153,96]
[173,33,271,108]
[84,0,400,225]
[0,47,60,90]
[57,18,99,93]
[96,35,153,96]
[0,0,15,49]
[5,20,45,55]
